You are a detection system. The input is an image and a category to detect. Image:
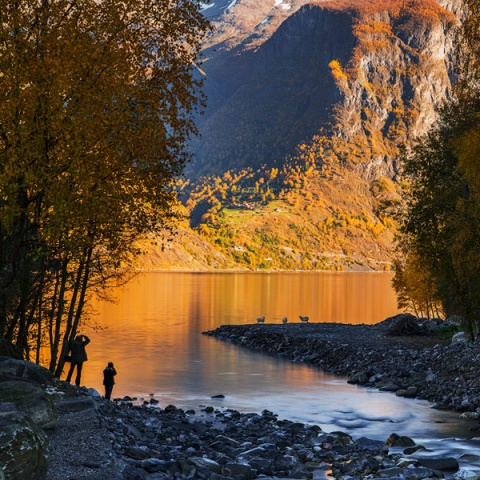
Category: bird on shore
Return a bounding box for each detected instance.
[299,316,309,323]
[257,316,265,323]
[282,317,288,324]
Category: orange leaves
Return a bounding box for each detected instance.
[329,59,349,83]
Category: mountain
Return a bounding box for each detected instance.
[140,0,464,272]
[188,0,459,177]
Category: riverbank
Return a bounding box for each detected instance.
[203,315,480,413]
[3,314,480,479]
[44,382,480,480]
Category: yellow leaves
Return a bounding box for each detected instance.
[354,20,393,37]
[198,224,210,236]
[328,59,349,83]
[269,168,279,181]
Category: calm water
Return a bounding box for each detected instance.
[78,272,480,473]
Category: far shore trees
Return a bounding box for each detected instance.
[0,0,210,374]
[393,0,480,337]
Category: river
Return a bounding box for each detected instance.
[80,271,480,474]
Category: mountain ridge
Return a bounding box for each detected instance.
[139,0,464,272]
[188,0,459,177]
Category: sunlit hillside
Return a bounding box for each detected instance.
[139,0,463,271]
[137,145,401,271]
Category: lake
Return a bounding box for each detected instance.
[79,272,479,473]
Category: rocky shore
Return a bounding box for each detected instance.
[203,314,480,413]
[2,314,480,480]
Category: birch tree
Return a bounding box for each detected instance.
[0,0,210,372]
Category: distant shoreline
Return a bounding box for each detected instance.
[131,268,394,274]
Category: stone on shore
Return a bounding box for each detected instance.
[0,410,49,480]
[0,358,58,479]
[0,357,55,386]
[0,380,58,429]
[416,456,460,472]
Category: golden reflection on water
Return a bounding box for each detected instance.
[59,272,480,467]
[76,272,399,400]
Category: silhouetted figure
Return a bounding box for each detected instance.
[66,334,90,386]
[103,362,117,400]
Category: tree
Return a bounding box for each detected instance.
[0,0,210,373]
[392,256,444,319]
[393,0,480,337]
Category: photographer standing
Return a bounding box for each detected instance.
[103,362,117,400]
[65,334,90,386]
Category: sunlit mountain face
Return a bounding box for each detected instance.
[155,0,462,272]
[190,0,329,177]
[189,0,459,178]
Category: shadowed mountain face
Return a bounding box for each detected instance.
[188,0,460,179]
[149,0,465,273]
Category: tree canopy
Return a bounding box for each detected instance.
[393,0,480,337]
[0,0,210,372]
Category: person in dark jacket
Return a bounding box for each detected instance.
[103,362,117,400]
[66,334,90,386]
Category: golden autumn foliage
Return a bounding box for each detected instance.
[178,134,400,272]
[0,0,211,368]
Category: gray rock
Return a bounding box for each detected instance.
[416,456,459,471]
[188,456,222,473]
[237,445,267,460]
[453,468,480,479]
[0,411,48,480]
[348,372,369,384]
[0,380,58,429]
[452,332,468,343]
[355,436,388,452]
[403,466,436,479]
[403,444,427,454]
[225,462,255,478]
[385,314,423,336]
[396,386,417,398]
[56,396,97,413]
[140,458,169,473]
[379,381,401,392]
[0,358,54,386]
[376,466,404,477]
[386,433,415,447]
[125,445,150,460]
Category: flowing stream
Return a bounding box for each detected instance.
[75,272,480,474]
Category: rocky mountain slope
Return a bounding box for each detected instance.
[188,0,460,177]
[140,0,465,271]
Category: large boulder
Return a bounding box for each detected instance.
[0,410,48,480]
[384,314,424,336]
[0,358,54,386]
[0,380,58,429]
